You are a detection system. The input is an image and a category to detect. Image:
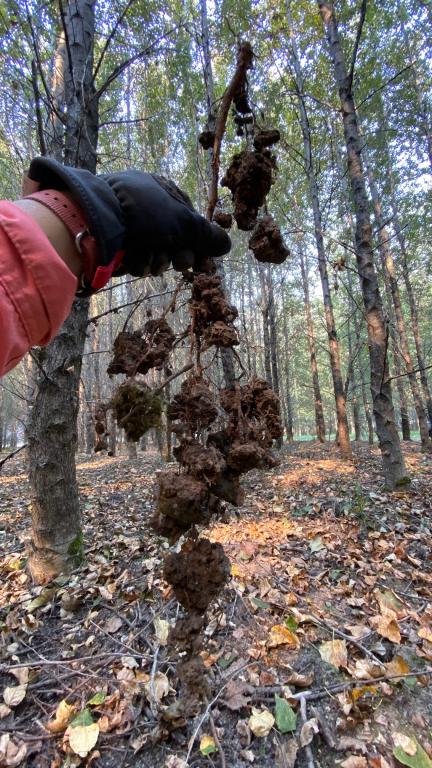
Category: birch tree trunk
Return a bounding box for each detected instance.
[318,1,408,488]
[287,4,351,459]
[27,0,98,583]
[363,147,431,450]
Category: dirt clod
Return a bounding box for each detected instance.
[198,130,215,150]
[169,374,218,432]
[110,380,162,442]
[253,129,281,151]
[249,214,290,264]
[221,149,276,230]
[202,320,239,349]
[213,211,233,229]
[107,319,174,377]
[226,441,267,473]
[163,538,230,613]
[173,439,226,483]
[155,472,208,532]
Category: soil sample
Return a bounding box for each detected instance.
[107,318,174,377]
[110,380,162,442]
[249,214,290,265]
[221,149,276,230]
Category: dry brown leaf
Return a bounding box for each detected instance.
[375,589,406,618]
[221,679,254,711]
[348,658,382,680]
[103,615,123,633]
[10,669,29,686]
[369,612,401,643]
[319,639,348,669]
[165,757,188,768]
[299,717,319,746]
[0,704,11,719]
[154,617,170,646]
[46,699,77,733]
[345,624,369,640]
[418,626,432,643]
[143,671,170,703]
[284,670,314,688]
[3,686,26,708]
[0,734,27,767]
[248,707,274,737]
[67,722,99,758]
[385,654,410,680]
[340,758,367,768]
[267,624,300,649]
[275,737,298,768]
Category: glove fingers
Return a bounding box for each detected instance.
[172,249,195,271]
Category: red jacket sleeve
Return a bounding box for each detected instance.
[0,202,77,376]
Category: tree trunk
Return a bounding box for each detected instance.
[27,0,98,583]
[281,296,294,442]
[258,264,273,387]
[297,236,326,442]
[287,6,351,459]
[364,146,431,450]
[318,1,408,488]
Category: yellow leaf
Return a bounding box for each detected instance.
[418,626,432,643]
[385,655,410,681]
[319,640,348,669]
[154,618,170,646]
[231,563,242,577]
[370,613,401,643]
[3,685,27,708]
[68,722,99,758]
[392,732,417,755]
[351,685,378,702]
[248,707,275,737]
[267,624,300,649]
[46,699,77,733]
[199,734,217,756]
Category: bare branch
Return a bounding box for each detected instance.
[348,0,367,91]
[92,0,137,84]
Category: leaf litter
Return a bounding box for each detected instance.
[0,440,430,767]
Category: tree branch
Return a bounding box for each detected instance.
[92,0,137,84]
[347,0,367,91]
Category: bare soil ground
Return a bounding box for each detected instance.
[0,441,431,768]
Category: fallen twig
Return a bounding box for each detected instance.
[300,696,315,768]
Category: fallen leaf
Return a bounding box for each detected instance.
[274,694,297,734]
[284,669,314,688]
[0,734,27,766]
[299,717,319,746]
[221,679,253,711]
[3,686,26,708]
[240,748,255,763]
[393,736,432,767]
[0,704,11,719]
[340,758,368,768]
[10,669,29,686]
[309,536,325,553]
[275,737,298,768]
[418,626,432,643]
[385,655,410,680]
[248,707,274,737]
[88,692,106,706]
[268,624,300,649]
[154,617,170,646]
[199,734,217,756]
[165,757,187,768]
[68,722,99,758]
[345,624,369,639]
[143,671,170,703]
[393,733,417,755]
[370,612,401,643]
[375,589,405,618]
[46,699,77,733]
[103,615,123,633]
[319,639,348,669]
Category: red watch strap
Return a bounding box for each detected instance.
[25,189,99,292]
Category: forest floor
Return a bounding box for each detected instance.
[0,441,431,768]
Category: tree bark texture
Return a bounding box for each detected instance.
[287,5,351,459]
[27,0,98,582]
[318,1,408,488]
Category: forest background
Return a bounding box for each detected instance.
[0,0,431,464]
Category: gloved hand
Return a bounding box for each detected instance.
[27,158,231,292]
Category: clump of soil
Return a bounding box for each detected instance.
[198,129,215,150]
[221,149,276,230]
[110,380,162,442]
[107,318,174,377]
[226,441,267,472]
[155,472,208,534]
[221,377,283,440]
[163,538,230,613]
[249,214,290,264]
[167,613,205,653]
[253,129,280,151]
[210,470,245,506]
[191,274,238,327]
[169,374,218,432]
[202,320,239,349]
[213,211,233,229]
[173,439,226,483]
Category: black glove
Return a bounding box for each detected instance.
[28,158,231,281]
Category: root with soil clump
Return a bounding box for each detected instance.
[221,149,276,230]
[249,213,290,265]
[110,380,162,442]
[107,318,174,377]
